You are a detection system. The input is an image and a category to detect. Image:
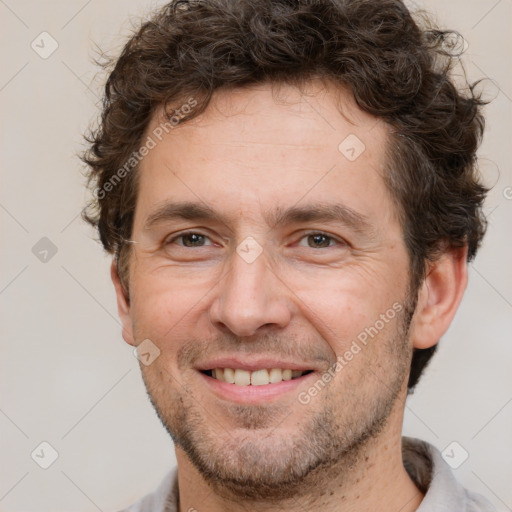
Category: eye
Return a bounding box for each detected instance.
[162,230,346,251]
[165,231,213,248]
[297,232,345,249]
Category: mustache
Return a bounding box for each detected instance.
[177,331,335,369]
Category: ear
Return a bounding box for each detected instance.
[410,246,468,350]
[111,260,135,346]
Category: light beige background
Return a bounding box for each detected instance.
[1,0,511,510]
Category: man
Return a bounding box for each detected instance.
[82,0,495,510]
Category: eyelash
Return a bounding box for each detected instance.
[164,231,346,249]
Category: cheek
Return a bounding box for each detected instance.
[286,267,407,361]
[129,273,198,343]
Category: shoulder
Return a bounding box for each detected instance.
[402,437,496,512]
[116,468,179,512]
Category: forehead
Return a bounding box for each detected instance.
[148,80,387,153]
[135,79,396,231]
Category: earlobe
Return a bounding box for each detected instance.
[410,246,468,350]
[111,260,136,346]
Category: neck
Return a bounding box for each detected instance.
[175,415,423,512]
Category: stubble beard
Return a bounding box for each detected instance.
[140,293,417,502]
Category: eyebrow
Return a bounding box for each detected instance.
[144,200,375,236]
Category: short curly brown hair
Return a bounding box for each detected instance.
[82,0,489,392]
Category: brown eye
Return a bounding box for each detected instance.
[307,234,332,248]
[166,232,212,248]
[298,232,343,249]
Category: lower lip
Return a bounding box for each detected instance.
[198,371,317,404]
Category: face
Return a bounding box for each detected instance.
[119,80,417,500]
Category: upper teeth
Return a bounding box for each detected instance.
[211,368,306,386]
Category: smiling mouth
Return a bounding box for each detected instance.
[201,368,314,386]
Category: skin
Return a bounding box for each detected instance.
[112,79,468,512]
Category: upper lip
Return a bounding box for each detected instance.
[195,356,319,372]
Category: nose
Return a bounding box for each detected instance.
[208,247,292,337]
